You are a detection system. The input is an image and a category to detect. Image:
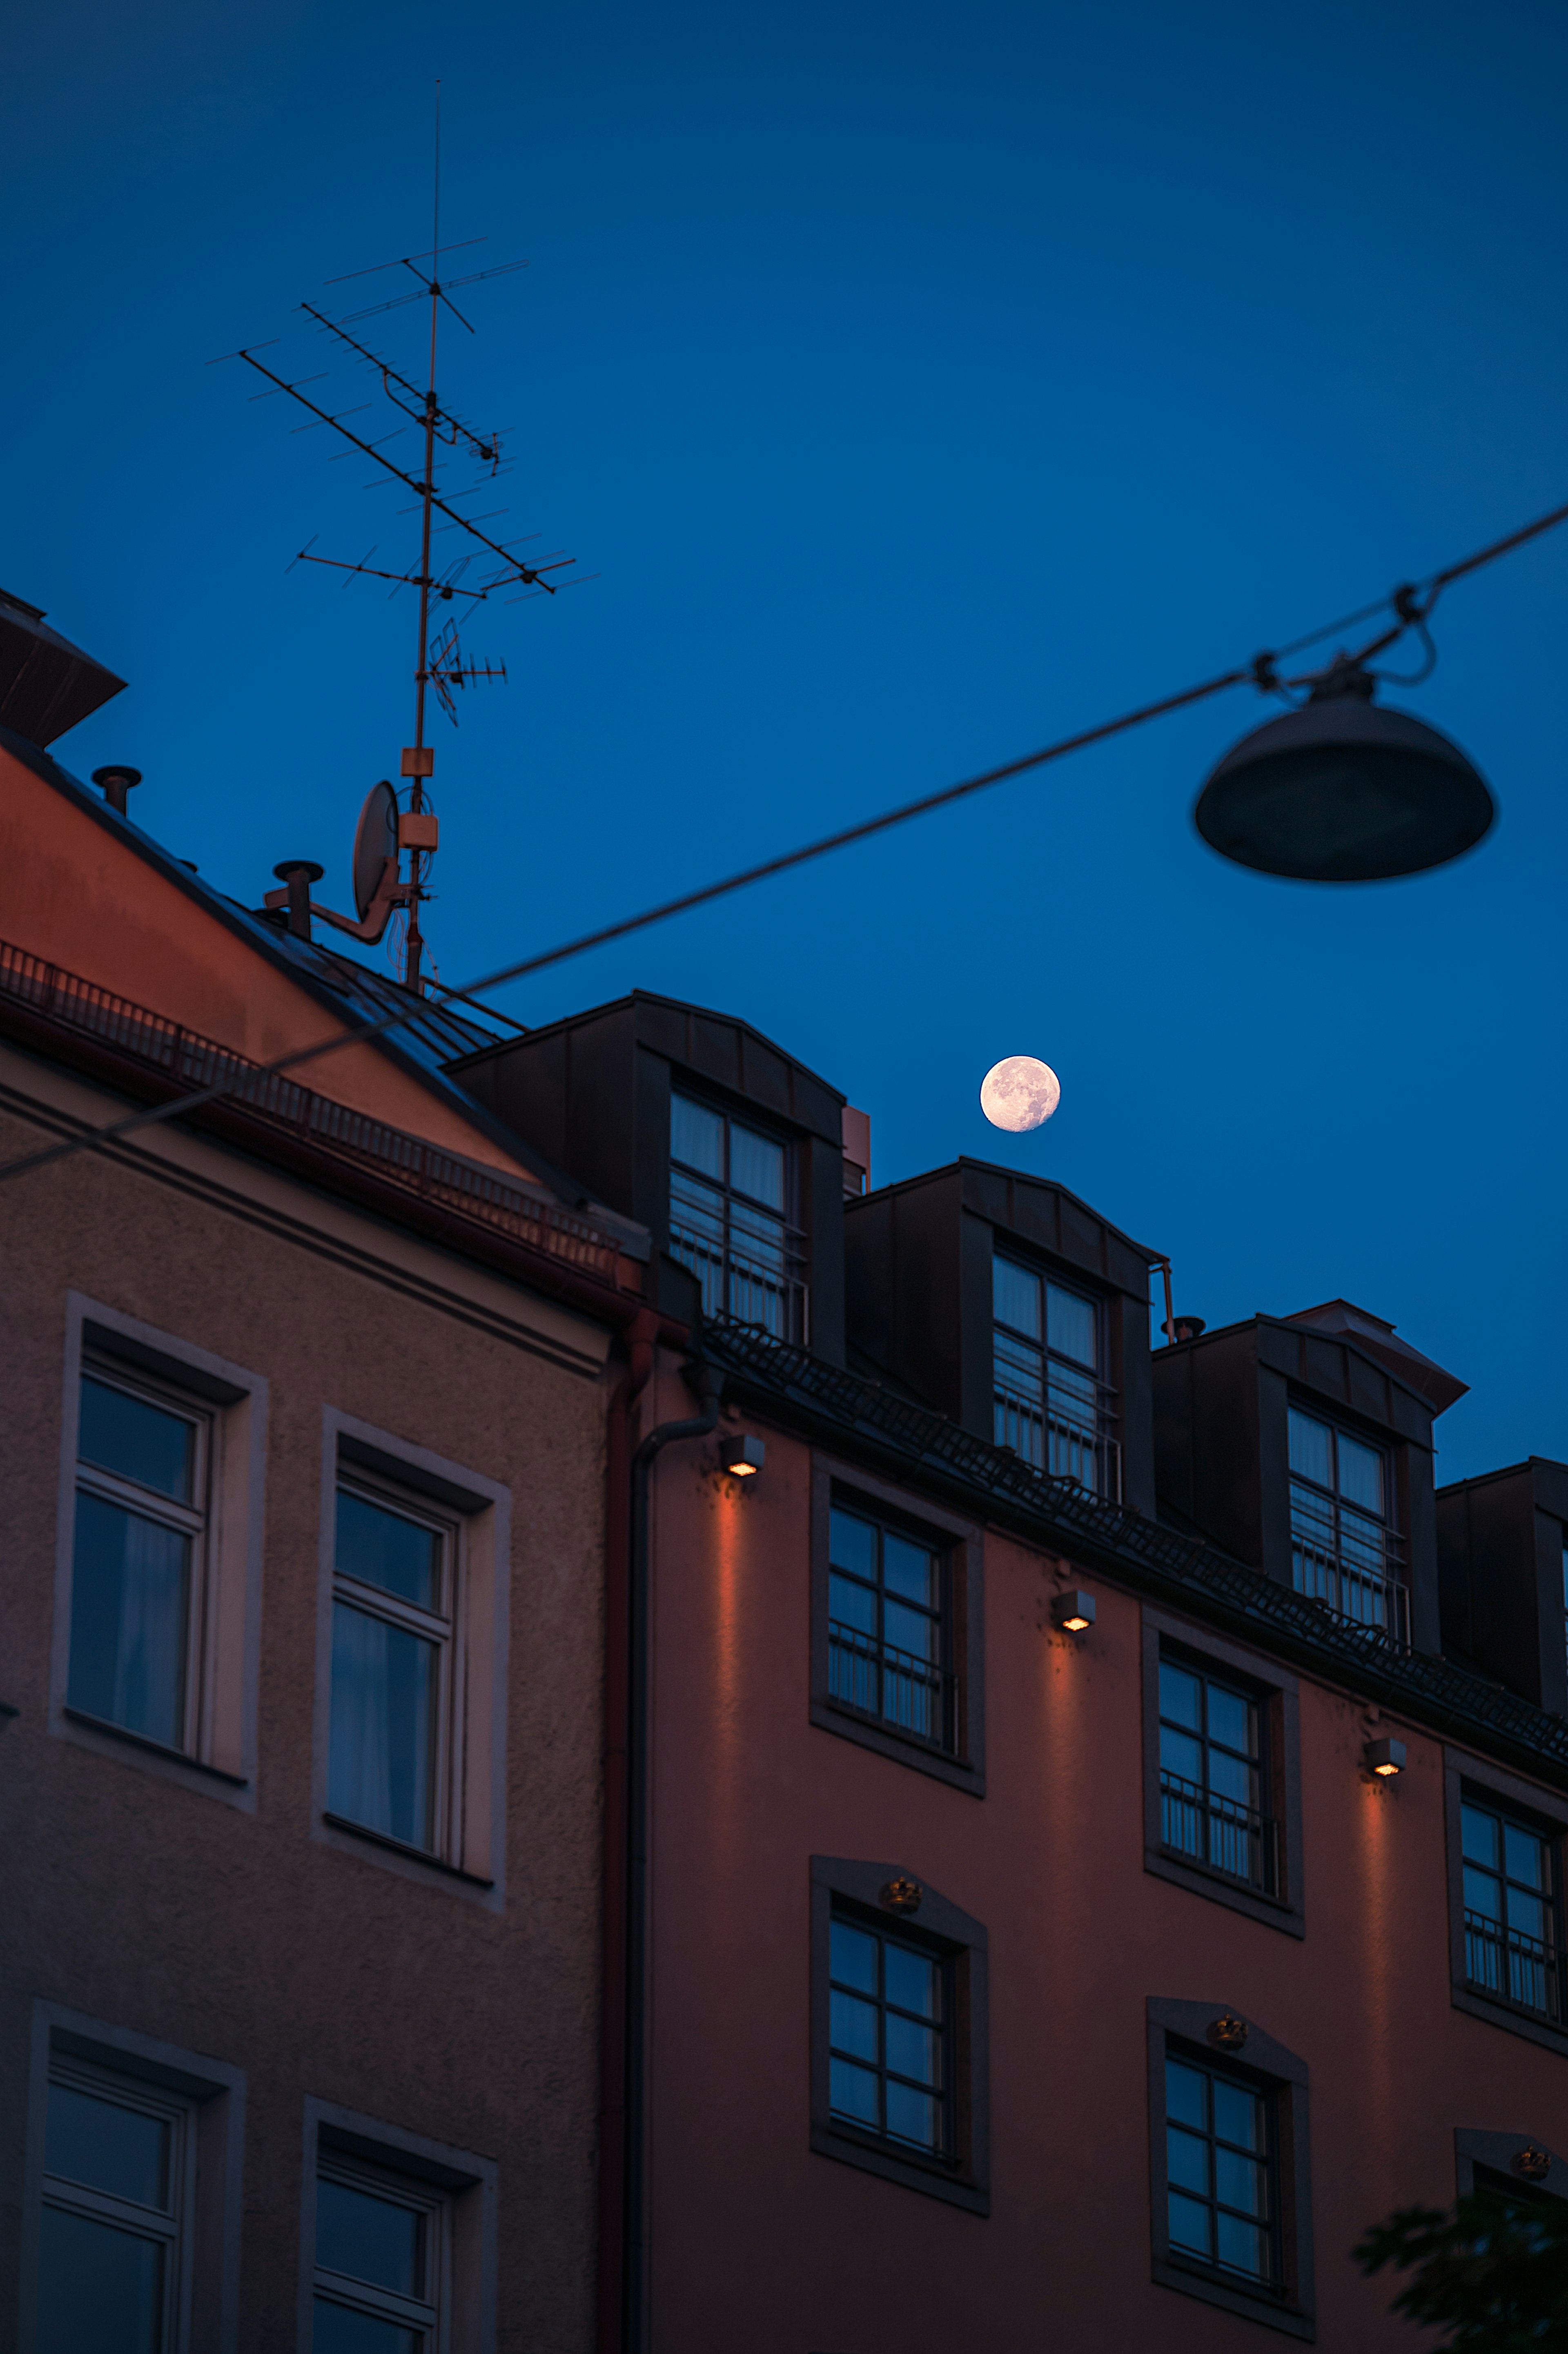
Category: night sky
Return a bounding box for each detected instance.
[10,0,1567,1481]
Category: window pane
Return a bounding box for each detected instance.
[1463,1863,1503,1920]
[993,1256,1041,1338]
[1506,1888,1546,1944]
[884,1944,939,2020]
[336,1492,440,1612]
[1461,1804,1500,1867]
[1216,2211,1269,2278]
[37,2205,164,2354]
[312,2299,421,2354]
[886,2012,941,2088]
[316,2178,422,2294]
[68,1493,189,1747]
[1159,1661,1202,1732]
[1287,1407,1332,1487]
[829,2057,880,2127]
[1166,2123,1209,2195]
[829,1989,879,2062]
[78,1376,194,1502]
[828,1508,877,1581]
[329,1602,437,1849]
[669,1092,724,1178]
[828,1572,877,1636]
[1216,2145,1267,2216]
[1165,2059,1207,2129]
[882,1534,935,1610]
[1167,2190,1212,2259]
[46,2085,169,2209]
[1205,1684,1252,1758]
[1212,2078,1263,2152]
[1207,1747,1253,1807]
[1159,1725,1203,1786]
[1503,1822,1546,1891]
[1046,1283,1096,1370]
[883,1599,937,1663]
[829,1920,878,1994]
[729,1121,786,1211]
[1336,1432,1384,1515]
[885,2080,940,2149]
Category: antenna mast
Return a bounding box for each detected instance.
[218,85,577,992]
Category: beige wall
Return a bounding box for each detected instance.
[0,1040,612,2350]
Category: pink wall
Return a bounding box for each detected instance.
[641,1401,1566,2351]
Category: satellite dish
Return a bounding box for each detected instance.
[352,780,400,920]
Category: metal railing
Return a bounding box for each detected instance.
[1160,1768,1278,1894]
[993,1382,1121,1500]
[1291,1532,1411,1649]
[1465,1911,1565,2023]
[668,1214,808,1344]
[828,1619,951,1750]
[0,938,638,1288]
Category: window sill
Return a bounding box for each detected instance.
[1153,2253,1314,2340]
[1144,1844,1304,1938]
[810,2120,989,2215]
[61,1707,249,1787]
[1451,1980,1568,2061]
[809,1699,985,1798]
[321,1812,495,1889]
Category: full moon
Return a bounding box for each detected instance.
[980,1056,1061,1134]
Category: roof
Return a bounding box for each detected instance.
[855,1156,1164,1271]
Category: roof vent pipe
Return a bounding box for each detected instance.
[272,859,324,943]
[92,764,142,817]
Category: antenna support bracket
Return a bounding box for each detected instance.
[401,746,435,778]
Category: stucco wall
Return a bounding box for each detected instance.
[0,1056,610,2351]
[641,1402,1568,2351]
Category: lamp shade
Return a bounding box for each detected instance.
[1194,668,1494,882]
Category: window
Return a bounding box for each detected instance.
[810,1858,989,2214]
[810,1462,985,1795]
[1287,1405,1406,1642]
[827,1502,949,1751]
[36,2059,193,2353]
[1141,1613,1303,1937]
[668,1090,804,1340]
[1147,1999,1314,2339]
[329,1481,458,1860]
[68,1365,209,1753]
[1165,2053,1279,2287]
[1158,1655,1277,1895]
[992,1254,1117,1496]
[1461,1796,1564,2025]
[829,1913,951,2160]
[313,2156,445,2351]
[1454,2128,1568,2204]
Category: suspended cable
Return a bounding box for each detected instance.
[2,491,1566,1191]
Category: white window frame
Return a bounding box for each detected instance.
[312,2149,449,2347]
[51,1294,268,1809]
[38,2054,196,2353]
[20,2002,247,2354]
[314,1408,510,1909]
[299,2098,498,2354]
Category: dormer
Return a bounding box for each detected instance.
[843,1161,1161,1514]
[452,992,848,1357]
[1438,1458,1568,1715]
[1153,1300,1467,1654]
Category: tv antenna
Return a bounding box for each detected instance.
[215,83,577,991]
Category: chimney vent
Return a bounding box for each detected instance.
[92,764,143,817]
[272,859,325,942]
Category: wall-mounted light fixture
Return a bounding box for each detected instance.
[722,1434,766,1480]
[1051,1590,1096,1634]
[1365,1736,1406,1778]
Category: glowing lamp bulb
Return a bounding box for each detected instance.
[723,1434,766,1480]
[1365,1736,1406,1778]
[1050,1590,1096,1635]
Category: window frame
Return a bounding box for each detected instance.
[19,2002,246,2354]
[1454,2128,1568,2202]
[809,1456,985,1797]
[1146,1998,1315,2341]
[1444,1747,1568,2059]
[298,2098,499,2354]
[1141,1610,1305,1938]
[314,1409,512,1909]
[809,1856,989,2214]
[312,2147,449,2348]
[51,1294,268,1809]
[1286,1398,1408,1646]
[667,1084,808,1343]
[991,1247,1121,1499]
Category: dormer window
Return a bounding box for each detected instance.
[992,1253,1118,1497]
[669,1091,806,1340]
[1287,1405,1406,1642]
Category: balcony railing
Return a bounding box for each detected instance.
[1160,1768,1279,1895]
[669,1213,808,1344]
[1465,1910,1565,2023]
[828,1619,951,1751]
[1291,1530,1411,1649]
[993,1385,1121,1501]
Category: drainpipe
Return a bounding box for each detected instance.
[621,1356,722,2354]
